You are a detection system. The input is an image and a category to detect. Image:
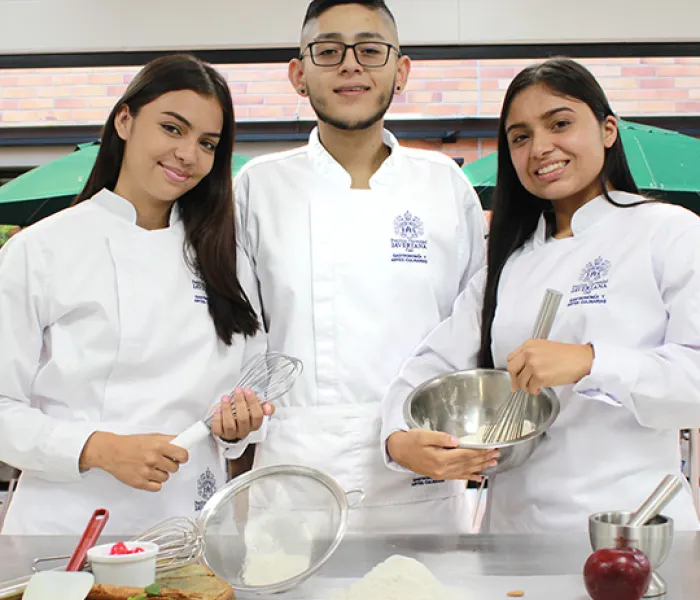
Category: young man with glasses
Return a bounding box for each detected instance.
[231,0,492,534]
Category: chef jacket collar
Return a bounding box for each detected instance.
[532,190,637,247]
[92,188,182,228]
[308,126,400,188]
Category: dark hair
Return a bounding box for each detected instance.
[74,54,258,345]
[303,0,396,28]
[478,57,641,367]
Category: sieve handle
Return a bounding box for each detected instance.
[171,420,211,450]
[345,488,366,509]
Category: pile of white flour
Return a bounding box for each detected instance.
[327,555,457,600]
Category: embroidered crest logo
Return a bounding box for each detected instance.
[394,211,424,239]
[568,256,611,306]
[194,467,217,512]
[391,211,428,263]
[579,256,611,283]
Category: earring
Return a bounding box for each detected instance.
[300,88,307,95]
[395,85,401,92]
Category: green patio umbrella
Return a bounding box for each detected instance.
[463,120,700,213]
[0,142,252,226]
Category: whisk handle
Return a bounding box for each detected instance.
[532,289,563,339]
[0,574,31,599]
[171,420,211,450]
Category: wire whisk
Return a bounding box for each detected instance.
[210,351,304,423]
[482,289,563,444]
[171,351,303,449]
[133,516,204,572]
[0,517,204,598]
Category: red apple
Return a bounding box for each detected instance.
[583,546,652,600]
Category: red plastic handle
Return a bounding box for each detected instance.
[65,508,110,571]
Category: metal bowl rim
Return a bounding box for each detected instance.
[402,368,561,449]
[197,463,351,594]
[588,511,675,529]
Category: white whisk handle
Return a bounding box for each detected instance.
[171,420,211,450]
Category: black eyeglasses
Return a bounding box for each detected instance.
[301,41,400,67]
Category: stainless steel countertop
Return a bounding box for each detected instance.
[1,532,699,599]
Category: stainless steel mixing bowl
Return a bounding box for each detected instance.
[403,368,560,475]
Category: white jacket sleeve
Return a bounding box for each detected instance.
[0,236,97,482]
[574,219,700,429]
[381,268,487,470]
[216,420,268,460]
[454,167,488,293]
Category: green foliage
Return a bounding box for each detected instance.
[0,225,14,247]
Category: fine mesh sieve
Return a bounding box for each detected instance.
[197,464,364,594]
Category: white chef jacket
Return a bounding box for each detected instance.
[232,127,487,534]
[382,192,700,532]
[0,189,265,535]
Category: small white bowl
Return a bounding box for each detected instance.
[87,541,158,587]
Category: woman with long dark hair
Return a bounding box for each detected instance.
[382,58,700,532]
[0,54,272,535]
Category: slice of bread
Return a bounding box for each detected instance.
[87,564,233,600]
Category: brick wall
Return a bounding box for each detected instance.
[1,56,699,163]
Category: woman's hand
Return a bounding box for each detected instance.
[386,430,499,483]
[210,387,275,442]
[507,340,594,394]
[79,432,189,492]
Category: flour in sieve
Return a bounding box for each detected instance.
[242,549,311,586]
[241,512,313,586]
